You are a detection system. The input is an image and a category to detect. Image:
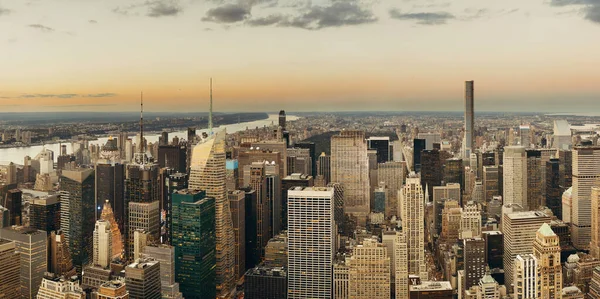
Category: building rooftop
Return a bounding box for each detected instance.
[538,223,556,236]
[506,211,548,220]
[410,281,453,291]
[554,120,571,136]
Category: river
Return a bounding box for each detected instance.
[0,114,298,165]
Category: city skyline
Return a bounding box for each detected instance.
[1,0,599,112]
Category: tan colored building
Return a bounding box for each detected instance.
[348,238,391,299]
[440,200,461,246]
[0,239,20,298]
[395,231,409,299]
[400,175,428,280]
[460,202,482,239]
[533,223,562,299]
[331,130,370,224]
[36,274,85,299]
[100,200,123,260]
[377,161,406,217]
[333,255,349,299]
[591,187,600,259]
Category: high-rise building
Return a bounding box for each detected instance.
[547,158,562,219]
[95,163,125,226]
[228,190,246,279]
[244,266,288,299]
[171,189,216,299]
[125,257,161,299]
[533,223,562,299]
[482,231,503,270]
[463,237,486,294]
[94,219,113,268]
[443,158,464,192]
[143,245,184,299]
[3,188,22,225]
[264,232,288,268]
[514,254,538,299]
[331,130,370,224]
[559,149,573,190]
[502,211,551,290]
[348,237,391,299]
[395,231,409,299]
[127,200,160,257]
[97,280,129,299]
[60,168,95,275]
[37,274,85,298]
[295,142,317,177]
[418,132,441,151]
[163,171,188,245]
[592,187,600,259]
[189,130,236,298]
[399,175,428,279]
[464,80,475,157]
[420,149,441,202]
[553,120,572,150]
[317,152,331,185]
[460,203,482,238]
[158,144,187,173]
[29,195,60,233]
[526,149,543,210]
[281,173,314,230]
[413,139,426,173]
[100,200,123,260]
[333,256,349,299]
[482,166,500,202]
[288,187,334,299]
[0,226,47,298]
[377,161,405,217]
[0,239,20,298]
[0,205,9,228]
[243,162,272,260]
[279,110,286,128]
[432,183,461,237]
[503,146,527,209]
[49,230,76,278]
[571,145,600,249]
[368,136,391,163]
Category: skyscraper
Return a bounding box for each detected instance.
[533,223,562,299]
[482,166,500,202]
[464,80,474,157]
[0,226,47,299]
[348,237,391,299]
[29,194,60,234]
[143,245,184,299]
[502,211,551,290]
[547,158,563,219]
[125,257,162,299]
[367,136,391,163]
[413,139,426,173]
[60,168,95,275]
[48,230,76,278]
[571,145,600,249]
[128,201,160,258]
[228,190,246,280]
[244,266,288,299]
[317,152,331,185]
[100,200,123,260]
[463,238,486,293]
[94,219,113,268]
[514,254,538,299]
[171,189,216,299]
[377,161,405,217]
[95,163,125,225]
[399,175,428,279]
[0,239,20,298]
[591,187,600,259]
[443,158,464,192]
[503,146,527,209]
[189,130,235,298]
[279,110,286,129]
[331,130,370,224]
[288,187,334,299]
[526,149,543,210]
[420,149,441,201]
[3,188,22,225]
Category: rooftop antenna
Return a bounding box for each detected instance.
[209,78,213,135]
[140,91,144,153]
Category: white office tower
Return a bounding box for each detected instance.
[399,175,428,280]
[571,145,600,249]
[143,245,184,299]
[514,254,539,299]
[395,231,409,299]
[463,80,475,158]
[503,146,528,210]
[331,130,370,224]
[503,211,551,291]
[553,120,572,150]
[460,202,482,239]
[348,237,391,299]
[35,148,54,175]
[93,220,112,268]
[520,125,532,148]
[288,187,335,299]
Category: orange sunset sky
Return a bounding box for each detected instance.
[1,0,599,112]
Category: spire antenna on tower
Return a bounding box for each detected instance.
[140,91,144,153]
[209,78,213,135]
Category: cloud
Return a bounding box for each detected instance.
[84,93,118,98]
[28,24,55,32]
[549,0,600,23]
[147,0,183,17]
[243,1,378,30]
[389,8,454,25]
[113,0,183,18]
[89,19,98,24]
[0,6,11,16]
[202,4,251,23]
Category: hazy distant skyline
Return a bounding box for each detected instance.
[1,0,599,112]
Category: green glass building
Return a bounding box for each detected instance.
[172,189,216,299]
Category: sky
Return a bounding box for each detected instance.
[0,0,599,113]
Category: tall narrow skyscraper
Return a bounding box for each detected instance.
[464,80,474,157]
[533,223,562,299]
[331,130,370,224]
[189,129,236,299]
[571,145,600,249]
[399,175,428,280]
[288,187,335,299]
[503,146,527,210]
